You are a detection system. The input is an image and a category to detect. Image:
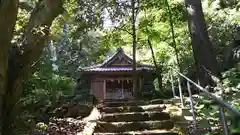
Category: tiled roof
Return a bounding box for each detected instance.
[82,67,154,72]
[78,47,155,73]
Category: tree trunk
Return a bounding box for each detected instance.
[1,0,64,134]
[0,1,19,134]
[147,39,163,91]
[184,0,220,86]
[165,0,182,72]
[131,0,138,97]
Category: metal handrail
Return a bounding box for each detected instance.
[175,70,240,115]
[171,68,240,135]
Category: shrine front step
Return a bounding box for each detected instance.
[103,99,164,107]
[94,120,174,132]
[102,104,166,113]
[101,111,170,122]
[94,130,178,135]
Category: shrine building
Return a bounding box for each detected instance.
[78,48,156,100]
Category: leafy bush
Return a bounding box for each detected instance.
[222,68,240,88]
[193,68,240,134]
[13,54,74,134]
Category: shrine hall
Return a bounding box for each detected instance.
[78,48,156,100]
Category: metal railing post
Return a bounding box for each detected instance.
[197,79,201,93]
[168,67,240,135]
[219,105,229,135]
[178,76,184,107]
[173,69,240,116]
[197,79,200,86]
[170,74,176,97]
[187,81,197,130]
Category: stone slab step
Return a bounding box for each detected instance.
[163,98,181,104]
[103,99,164,107]
[194,129,209,135]
[174,121,209,135]
[181,107,195,116]
[94,130,178,135]
[95,120,174,132]
[175,119,213,128]
[101,112,170,122]
[103,99,131,102]
[102,104,166,113]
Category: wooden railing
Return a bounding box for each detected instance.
[171,69,240,135]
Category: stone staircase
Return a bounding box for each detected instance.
[172,107,210,135]
[94,99,179,135]
[166,98,211,135]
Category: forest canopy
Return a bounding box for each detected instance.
[0,0,239,134]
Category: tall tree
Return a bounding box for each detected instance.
[184,0,220,86]
[142,10,163,92]
[0,0,64,134]
[165,0,182,72]
[131,0,138,97]
[0,1,19,134]
[147,38,163,91]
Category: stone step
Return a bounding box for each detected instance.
[163,98,181,104]
[103,99,130,102]
[102,104,166,113]
[175,119,213,128]
[194,129,209,135]
[181,107,196,116]
[101,112,170,122]
[103,99,164,107]
[94,130,178,135]
[174,121,210,135]
[95,120,174,132]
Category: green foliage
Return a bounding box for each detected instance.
[11,0,240,134]
[15,50,73,134]
[36,122,48,131]
[100,0,239,91]
[23,55,73,99]
[193,68,240,134]
[202,0,240,69]
[222,68,240,87]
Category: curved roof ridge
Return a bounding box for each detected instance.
[78,48,121,71]
[78,47,155,72]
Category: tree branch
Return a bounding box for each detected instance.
[9,0,64,78]
[3,1,64,132]
[114,26,133,35]
[18,2,34,11]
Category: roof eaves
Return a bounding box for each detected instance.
[77,49,119,71]
[77,47,155,72]
[100,51,119,67]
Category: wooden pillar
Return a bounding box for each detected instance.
[121,79,124,99]
[139,76,143,97]
[90,80,93,95]
[103,80,106,99]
